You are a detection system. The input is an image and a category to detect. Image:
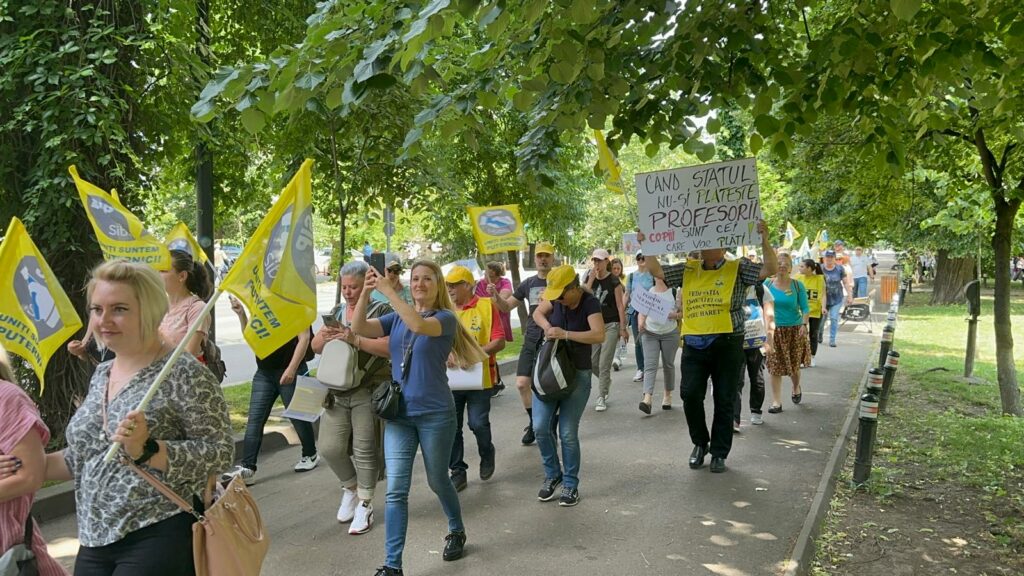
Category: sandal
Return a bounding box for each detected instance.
[768,405,783,414]
[792,388,802,404]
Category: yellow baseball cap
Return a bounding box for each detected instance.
[445,265,475,285]
[542,265,579,301]
[535,242,555,255]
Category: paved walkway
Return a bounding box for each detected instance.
[39,326,875,576]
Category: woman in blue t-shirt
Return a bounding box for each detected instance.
[353,260,487,576]
[531,265,606,507]
[763,253,811,414]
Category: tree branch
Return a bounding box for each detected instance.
[974,128,1000,190]
[998,142,1017,177]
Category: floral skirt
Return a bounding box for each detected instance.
[766,325,811,376]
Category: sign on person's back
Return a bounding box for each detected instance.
[629,288,673,323]
[636,158,762,256]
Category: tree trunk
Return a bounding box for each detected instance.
[992,195,1022,415]
[929,250,975,305]
[507,249,528,336]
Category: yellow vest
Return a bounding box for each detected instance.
[681,260,740,336]
[455,296,494,389]
[794,273,825,318]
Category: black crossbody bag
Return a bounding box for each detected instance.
[372,312,433,420]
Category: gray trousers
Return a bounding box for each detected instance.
[641,329,680,395]
[591,321,620,398]
[319,383,379,501]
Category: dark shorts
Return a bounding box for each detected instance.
[516,336,543,378]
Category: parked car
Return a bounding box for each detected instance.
[315,247,333,275]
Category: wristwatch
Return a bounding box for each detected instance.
[133,438,160,466]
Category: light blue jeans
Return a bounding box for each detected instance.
[383,410,463,569]
[854,276,868,298]
[532,370,592,490]
[827,301,843,344]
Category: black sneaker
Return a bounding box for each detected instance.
[442,530,466,561]
[538,475,562,501]
[558,487,580,507]
[480,454,495,481]
[450,470,467,492]
[521,424,536,445]
[374,567,403,576]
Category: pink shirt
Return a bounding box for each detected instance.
[0,381,69,575]
[159,294,209,352]
[475,277,514,342]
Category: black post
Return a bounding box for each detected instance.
[853,381,881,485]
[195,0,215,336]
[964,280,981,378]
[879,351,900,414]
[878,324,894,369]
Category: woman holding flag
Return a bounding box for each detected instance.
[39,261,233,575]
[353,260,487,576]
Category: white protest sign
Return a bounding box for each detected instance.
[282,376,328,422]
[629,288,673,323]
[636,158,762,256]
[622,233,640,255]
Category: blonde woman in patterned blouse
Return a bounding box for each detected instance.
[41,261,233,576]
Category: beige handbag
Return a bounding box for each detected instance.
[128,462,269,576]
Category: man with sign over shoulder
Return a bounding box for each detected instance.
[641,220,776,473]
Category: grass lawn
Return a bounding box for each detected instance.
[223,337,525,433]
[812,288,1024,575]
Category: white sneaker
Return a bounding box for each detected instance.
[222,465,256,486]
[751,413,764,425]
[294,453,321,472]
[337,488,358,523]
[632,370,644,382]
[595,396,608,412]
[349,501,374,534]
[612,359,621,371]
[810,357,817,367]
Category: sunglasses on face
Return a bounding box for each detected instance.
[636,256,645,262]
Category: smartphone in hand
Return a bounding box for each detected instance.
[321,314,342,329]
[369,252,386,276]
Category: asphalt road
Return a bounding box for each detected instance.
[39,320,877,575]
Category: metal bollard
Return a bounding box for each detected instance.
[878,324,894,368]
[853,385,880,485]
[879,351,900,414]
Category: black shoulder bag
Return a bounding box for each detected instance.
[372,313,430,421]
[531,309,578,403]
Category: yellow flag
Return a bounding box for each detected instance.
[0,218,83,392]
[594,130,624,194]
[466,204,527,255]
[783,221,801,249]
[165,222,209,265]
[70,166,171,270]
[220,160,317,359]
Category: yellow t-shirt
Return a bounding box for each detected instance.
[681,260,739,336]
[794,273,825,318]
[454,296,495,388]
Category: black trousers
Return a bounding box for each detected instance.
[808,316,822,356]
[680,334,743,459]
[75,513,195,576]
[734,347,766,422]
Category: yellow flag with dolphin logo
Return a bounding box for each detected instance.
[0,218,83,392]
[594,130,624,194]
[466,204,527,255]
[220,160,317,359]
[165,222,209,264]
[70,166,171,270]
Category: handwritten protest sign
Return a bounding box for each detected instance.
[629,288,674,323]
[635,158,762,256]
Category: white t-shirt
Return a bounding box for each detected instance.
[850,254,872,278]
[643,289,679,334]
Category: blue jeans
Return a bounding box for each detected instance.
[241,364,316,470]
[628,311,644,372]
[854,276,868,298]
[449,389,494,473]
[827,301,843,344]
[531,370,592,490]
[383,410,464,569]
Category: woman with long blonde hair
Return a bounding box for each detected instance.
[353,259,486,576]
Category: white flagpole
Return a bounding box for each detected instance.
[103,288,225,462]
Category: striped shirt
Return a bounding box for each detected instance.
[0,381,69,575]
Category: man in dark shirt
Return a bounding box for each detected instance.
[644,220,776,473]
[492,242,555,445]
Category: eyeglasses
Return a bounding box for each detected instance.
[636,256,645,262]
[387,268,401,274]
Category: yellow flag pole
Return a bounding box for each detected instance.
[103,288,225,462]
